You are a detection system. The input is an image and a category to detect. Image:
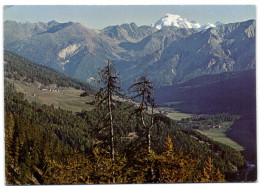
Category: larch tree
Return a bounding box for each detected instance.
[95,59,123,183]
[128,67,156,153]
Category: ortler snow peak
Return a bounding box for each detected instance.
[151,13,222,31]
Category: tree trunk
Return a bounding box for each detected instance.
[108,95,114,162]
[148,104,155,153]
[107,61,115,183]
[140,113,145,129]
[147,129,151,153]
[108,95,115,183]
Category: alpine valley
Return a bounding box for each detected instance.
[4,13,257,184]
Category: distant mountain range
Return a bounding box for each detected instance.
[4,17,255,88]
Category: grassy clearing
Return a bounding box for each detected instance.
[124,98,193,121]
[6,79,95,112]
[197,122,244,151]
[166,112,193,121]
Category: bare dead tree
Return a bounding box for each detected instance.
[128,67,156,153]
[95,59,123,183]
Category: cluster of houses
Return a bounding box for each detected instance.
[191,125,221,130]
[31,86,64,97]
[191,124,221,130]
[177,115,222,130]
[39,88,63,92]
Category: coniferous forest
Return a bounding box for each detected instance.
[4,51,248,184]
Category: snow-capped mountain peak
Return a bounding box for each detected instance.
[190,20,201,29]
[151,13,201,30]
[214,21,223,26]
[199,22,223,31]
[200,23,216,30]
[151,13,222,31]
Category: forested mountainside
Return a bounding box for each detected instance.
[154,69,257,181]
[4,82,245,184]
[4,50,97,93]
[4,52,247,184]
[154,70,256,114]
[4,19,255,87]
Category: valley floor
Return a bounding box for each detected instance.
[197,122,244,151]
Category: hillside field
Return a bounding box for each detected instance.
[197,122,244,151]
[6,78,95,112]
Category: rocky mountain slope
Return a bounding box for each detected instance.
[115,19,255,86]
[4,19,255,88]
[146,19,256,85]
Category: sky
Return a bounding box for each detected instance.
[3,5,256,29]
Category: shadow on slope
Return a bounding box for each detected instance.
[154,70,256,115]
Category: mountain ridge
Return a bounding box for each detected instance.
[4,19,255,88]
[154,69,256,114]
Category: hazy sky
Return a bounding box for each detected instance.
[3,5,256,29]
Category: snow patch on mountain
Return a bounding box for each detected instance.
[171,68,176,75]
[58,44,80,59]
[87,77,95,82]
[59,60,70,70]
[200,23,216,30]
[190,20,201,29]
